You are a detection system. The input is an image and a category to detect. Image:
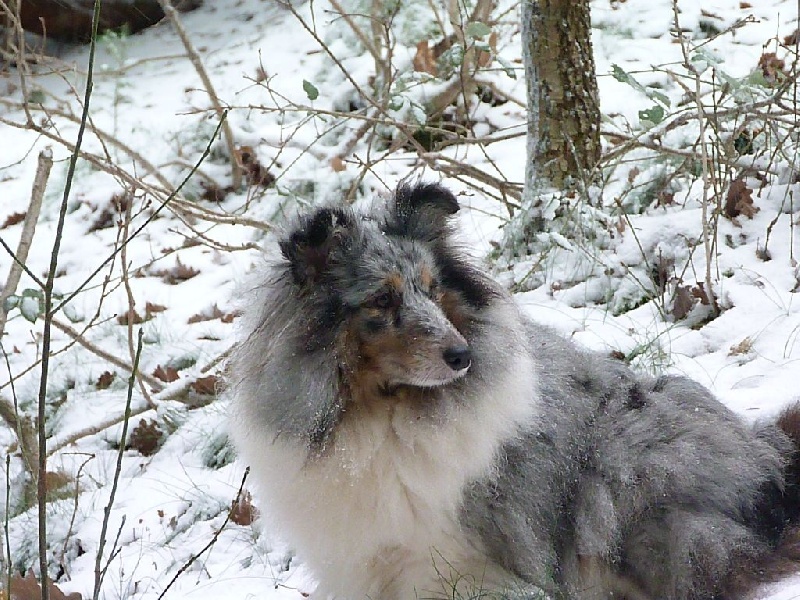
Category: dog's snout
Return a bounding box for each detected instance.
[443,346,471,371]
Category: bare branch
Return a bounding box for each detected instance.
[157,0,242,190]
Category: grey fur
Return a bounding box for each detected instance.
[230,183,798,600]
[462,322,792,598]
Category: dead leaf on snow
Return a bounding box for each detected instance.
[230,490,259,526]
[190,374,219,396]
[10,570,83,600]
[96,371,115,390]
[154,257,200,284]
[117,309,145,326]
[672,285,695,320]
[152,365,180,383]
[725,179,759,220]
[413,40,437,75]
[729,337,754,356]
[128,418,163,456]
[1,211,26,228]
[188,304,225,324]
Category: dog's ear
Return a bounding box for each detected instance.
[279,207,355,285]
[386,182,459,241]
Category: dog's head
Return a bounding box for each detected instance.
[278,183,496,392]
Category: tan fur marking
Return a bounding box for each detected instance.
[419,265,433,290]
[385,271,404,293]
[440,290,468,333]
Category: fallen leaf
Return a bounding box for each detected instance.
[413,40,437,75]
[10,570,83,600]
[154,258,200,285]
[725,179,759,219]
[152,365,180,383]
[729,337,754,356]
[117,309,145,325]
[1,212,26,228]
[330,156,346,172]
[230,490,259,526]
[96,371,115,390]
[672,285,695,320]
[188,304,224,324]
[128,419,163,456]
[190,375,219,396]
[758,52,786,83]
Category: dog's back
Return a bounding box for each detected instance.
[465,320,800,599]
[230,182,800,600]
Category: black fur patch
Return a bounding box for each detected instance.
[436,250,496,308]
[280,207,355,285]
[625,383,647,410]
[385,182,459,241]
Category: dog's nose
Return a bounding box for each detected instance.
[443,346,471,371]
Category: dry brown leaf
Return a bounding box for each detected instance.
[117,309,145,325]
[725,179,759,219]
[235,145,275,187]
[190,374,219,396]
[330,156,347,172]
[1,211,26,229]
[96,371,115,390]
[10,570,83,600]
[758,52,786,83]
[230,490,259,526]
[672,285,695,320]
[476,31,497,68]
[152,365,180,383]
[739,1,752,7]
[188,304,225,324]
[729,337,754,356]
[128,418,163,456]
[413,40,437,75]
[145,301,167,315]
[155,258,200,285]
[691,283,711,306]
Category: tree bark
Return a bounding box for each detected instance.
[14,0,201,43]
[521,0,600,216]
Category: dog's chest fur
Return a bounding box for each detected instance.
[239,350,537,599]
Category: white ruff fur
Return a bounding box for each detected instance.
[232,307,538,599]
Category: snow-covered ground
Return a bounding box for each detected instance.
[1,0,799,598]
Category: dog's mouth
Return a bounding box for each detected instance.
[390,358,472,390]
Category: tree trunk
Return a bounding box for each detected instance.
[521,0,600,219]
[13,0,201,43]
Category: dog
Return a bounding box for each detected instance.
[229,182,800,600]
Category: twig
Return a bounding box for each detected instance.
[0,146,52,335]
[52,112,227,316]
[156,467,250,600]
[1,342,38,477]
[56,453,94,577]
[4,454,11,595]
[36,3,101,595]
[93,329,143,600]
[672,1,718,316]
[327,0,383,70]
[46,346,230,456]
[50,318,164,391]
[157,0,242,190]
[120,195,157,408]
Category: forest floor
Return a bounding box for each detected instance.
[1,0,799,598]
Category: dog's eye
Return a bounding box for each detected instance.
[371,291,395,309]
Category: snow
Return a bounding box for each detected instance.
[0,0,799,598]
